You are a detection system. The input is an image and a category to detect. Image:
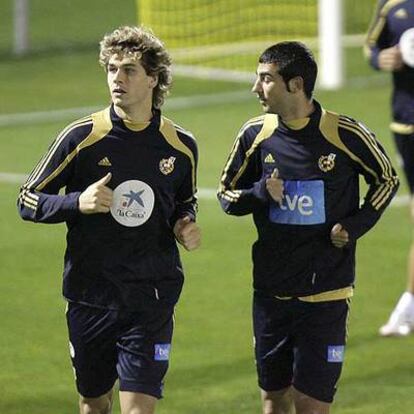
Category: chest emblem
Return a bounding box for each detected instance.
[318,153,336,172]
[395,8,408,19]
[269,180,326,225]
[98,157,112,167]
[111,180,155,227]
[122,190,145,208]
[159,156,176,175]
[264,153,276,163]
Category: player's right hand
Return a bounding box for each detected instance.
[378,46,404,72]
[330,223,349,248]
[173,215,201,251]
[266,168,284,204]
[79,173,113,214]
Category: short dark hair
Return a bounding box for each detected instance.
[259,41,318,99]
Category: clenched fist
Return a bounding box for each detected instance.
[378,46,404,72]
[330,223,349,248]
[173,215,201,251]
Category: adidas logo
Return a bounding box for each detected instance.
[98,157,112,167]
[264,153,276,163]
[395,8,408,19]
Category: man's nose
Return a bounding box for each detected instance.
[251,79,261,93]
[114,69,124,83]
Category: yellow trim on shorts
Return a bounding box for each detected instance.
[390,122,414,135]
[275,286,354,303]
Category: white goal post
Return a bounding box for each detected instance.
[13,0,29,56]
[318,0,343,89]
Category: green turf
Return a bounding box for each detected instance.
[0,0,376,55]
[1,44,414,414]
[0,50,247,115]
[1,186,414,414]
[0,0,137,54]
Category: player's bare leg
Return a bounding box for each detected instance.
[406,242,414,294]
[79,388,113,414]
[261,387,294,414]
[406,197,414,295]
[119,391,157,414]
[379,198,414,336]
[292,387,330,414]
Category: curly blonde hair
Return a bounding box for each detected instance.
[99,26,172,109]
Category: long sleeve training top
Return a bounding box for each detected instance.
[18,106,198,310]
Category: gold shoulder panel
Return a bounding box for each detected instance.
[366,0,406,47]
[159,116,196,193]
[36,107,113,190]
[319,109,379,183]
[229,114,278,189]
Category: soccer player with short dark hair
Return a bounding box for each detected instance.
[365,0,414,337]
[18,25,200,414]
[218,41,398,413]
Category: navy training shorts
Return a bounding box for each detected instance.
[394,132,414,194]
[253,291,349,403]
[66,301,174,399]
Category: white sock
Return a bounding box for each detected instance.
[395,292,414,318]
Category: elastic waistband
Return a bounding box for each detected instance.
[390,122,414,135]
[274,286,354,303]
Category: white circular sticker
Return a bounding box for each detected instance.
[110,180,155,227]
[400,28,414,67]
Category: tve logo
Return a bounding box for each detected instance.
[269,180,325,225]
[154,344,171,361]
[327,345,345,363]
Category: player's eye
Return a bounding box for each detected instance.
[260,75,272,83]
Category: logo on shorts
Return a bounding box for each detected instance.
[159,156,176,175]
[327,345,345,363]
[110,180,155,227]
[154,344,171,361]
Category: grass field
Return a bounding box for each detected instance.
[2,3,414,413]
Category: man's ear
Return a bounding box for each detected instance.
[287,76,304,93]
[149,75,158,89]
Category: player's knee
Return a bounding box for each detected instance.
[79,395,112,414]
[292,388,330,414]
[123,409,142,414]
[263,404,276,414]
[261,388,294,414]
[121,408,155,414]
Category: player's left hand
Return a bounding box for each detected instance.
[378,46,404,71]
[330,223,349,248]
[266,168,284,203]
[173,216,201,251]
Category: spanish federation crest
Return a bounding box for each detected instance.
[159,156,176,175]
[318,153,336,172]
